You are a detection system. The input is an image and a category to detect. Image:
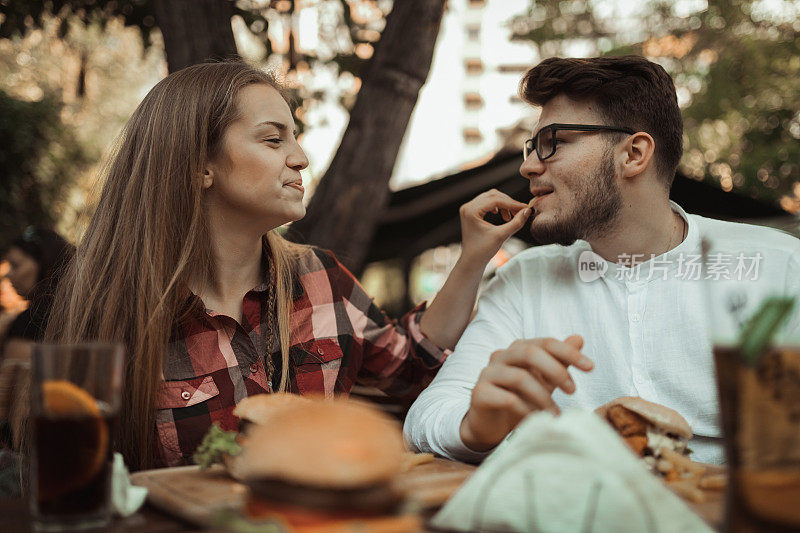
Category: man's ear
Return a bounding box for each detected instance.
[618,132,655,180]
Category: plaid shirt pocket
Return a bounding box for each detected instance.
[155,376,220,463]
[291,338,344,398]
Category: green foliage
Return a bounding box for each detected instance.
[0,89,88,243]
[0,1,391,235]
[738,296,795,364]
[330,51,369,80]
[0,1,376,76]
[210,509,283,533]
[511,0,800,208]
[0,1,159,46]
[682,21,800,203]
[0,1,274,50]
[193,422,241,469]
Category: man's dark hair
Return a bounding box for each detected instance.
[519,55,683,188]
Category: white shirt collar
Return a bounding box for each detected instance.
[592,201,698,284]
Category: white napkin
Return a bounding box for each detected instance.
[431,409,713,533]
[110,452,148,517]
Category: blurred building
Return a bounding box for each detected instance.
[391,0,536,188]
[266,0,538,190]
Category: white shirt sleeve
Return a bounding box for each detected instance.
[404,259,528,462]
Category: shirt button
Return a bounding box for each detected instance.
[631,313,641,323]
[317,347,324,355]
[181,390,191,400]
[250,363,259,373]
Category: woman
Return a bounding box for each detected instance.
[46,61,531,470]
[2,227,74,355]
[0,263,28,349]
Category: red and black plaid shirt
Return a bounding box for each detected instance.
[155,247,448,466]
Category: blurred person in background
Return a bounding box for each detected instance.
[1,227,75,359]
[0,227,74,489]
[0,261,28,345]
[44,60,530,470]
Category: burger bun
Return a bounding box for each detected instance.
[595,396,692,439]
[238,398,406,489]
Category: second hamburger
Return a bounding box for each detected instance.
[596,396,693,479]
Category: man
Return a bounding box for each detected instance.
[404,55,800,464]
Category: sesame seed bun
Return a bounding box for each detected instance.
[595,396,692,440]
[238,399,406,488]
[226,394,316,480]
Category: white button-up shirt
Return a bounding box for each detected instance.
[405,203,800,464]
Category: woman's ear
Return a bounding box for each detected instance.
[202,168,214,189]
[619,131,655,180]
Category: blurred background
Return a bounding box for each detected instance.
[1,0,799,317]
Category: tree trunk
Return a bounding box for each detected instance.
[153,0,239,73]
[289,0,447,274]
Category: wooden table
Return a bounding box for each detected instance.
[0,458,725,531]
[0,499,193,532]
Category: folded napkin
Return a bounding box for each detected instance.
[431,409,713,533]
[111,452,148,517]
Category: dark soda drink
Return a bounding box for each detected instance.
[29,344,125,530]
[32,413,114,524]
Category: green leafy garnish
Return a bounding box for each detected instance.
[193,423,242,469]
[737,297,796,365]
[210,509,286,533]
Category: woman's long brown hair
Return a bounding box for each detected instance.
[44,61,302,470]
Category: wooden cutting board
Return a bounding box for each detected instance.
[130,458,475,528]
[131,458,726,530]
[130,464,246,526]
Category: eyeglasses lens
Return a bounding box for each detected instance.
[537,129,555,160]
[523,139,534,160]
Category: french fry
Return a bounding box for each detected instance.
[660,447,706,476]
[699,474,727,490]
[667,480,707,503]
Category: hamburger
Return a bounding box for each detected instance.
[195,395,412,531]
[193,393,312,474]
[233,392,313,437]
[238,399,409,530]
[595,396,693,478]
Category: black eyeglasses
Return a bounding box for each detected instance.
[523,123,636,161]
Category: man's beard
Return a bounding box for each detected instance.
[529,149,622,246]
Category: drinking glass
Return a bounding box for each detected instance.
[702,239,800,531]
[29,343,124,531]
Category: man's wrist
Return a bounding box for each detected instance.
[459,411,499,453]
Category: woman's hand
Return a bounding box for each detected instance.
[419,190,531,350]
[459,190,531,266]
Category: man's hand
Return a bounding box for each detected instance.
[459,189,530,266]
[459,335,593,452]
